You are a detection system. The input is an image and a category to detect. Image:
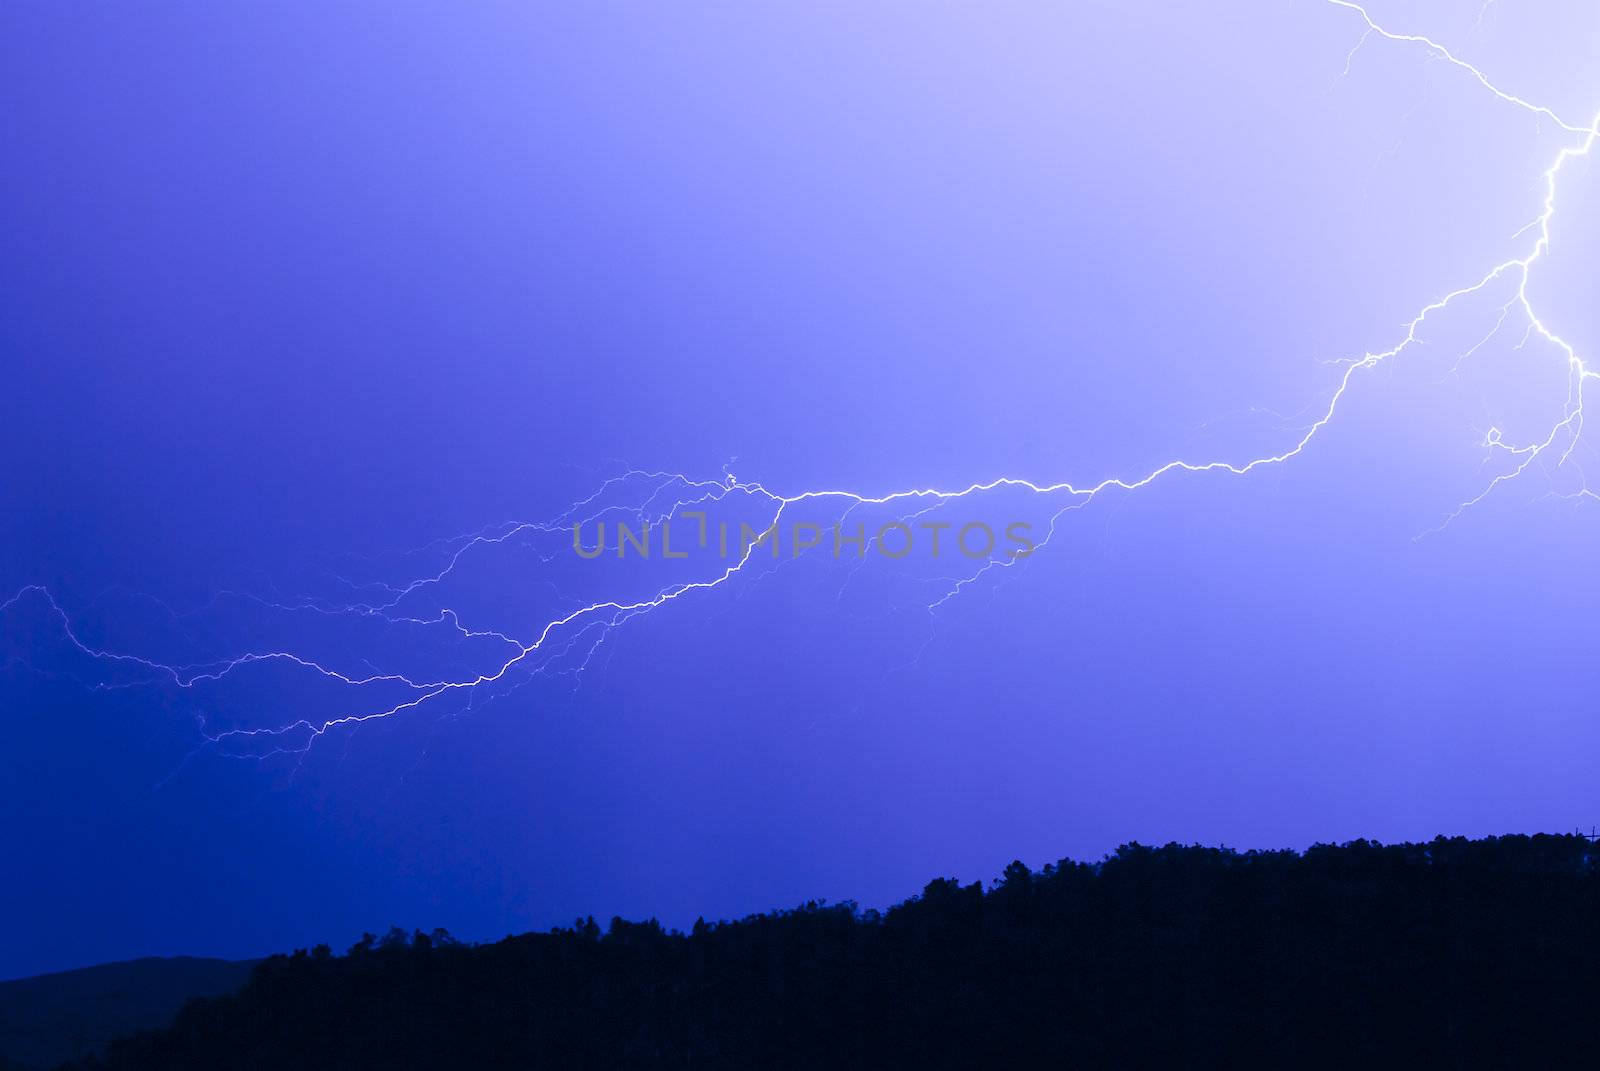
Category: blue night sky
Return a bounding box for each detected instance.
[3,1,1599,979]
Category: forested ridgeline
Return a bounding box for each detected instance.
[72,835,1600,1069]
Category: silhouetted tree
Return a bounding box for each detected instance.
[67,834,1600,1070]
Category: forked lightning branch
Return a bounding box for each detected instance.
[1,0,1595,762]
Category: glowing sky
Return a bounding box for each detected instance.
[4,0,1599,978]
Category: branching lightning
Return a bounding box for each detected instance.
[5,1,1597,770]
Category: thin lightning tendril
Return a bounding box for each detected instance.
[5,1,1597,766]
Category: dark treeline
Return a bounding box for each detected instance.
[73,835,1600,1069]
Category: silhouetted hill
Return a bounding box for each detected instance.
[67,835,1600,1069]
[0,957,255,1070]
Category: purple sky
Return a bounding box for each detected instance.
[3,0,1599,979]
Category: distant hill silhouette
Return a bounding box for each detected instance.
[58,834,1600,1069]
[0,957,255,1070]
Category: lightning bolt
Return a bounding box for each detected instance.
[4,1,1596,770]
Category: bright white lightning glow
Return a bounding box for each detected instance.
[5,0,1597,764]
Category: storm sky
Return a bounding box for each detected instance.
[4,0,1599,979]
